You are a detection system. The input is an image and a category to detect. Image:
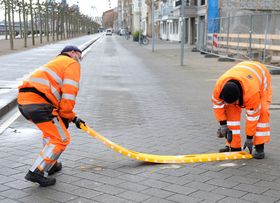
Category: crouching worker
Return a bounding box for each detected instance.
[17,45,86,187]
[212,61,272,159]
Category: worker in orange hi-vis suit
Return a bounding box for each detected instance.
[17,45,86,187]
[212,61,272,159]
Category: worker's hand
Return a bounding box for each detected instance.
[73,116,86,129]
[217,124,228,138]
[225,128,233,143]
[243,136,253,154]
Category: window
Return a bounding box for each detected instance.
[201,0,205,5]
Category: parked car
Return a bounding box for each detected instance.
[106,29,112,36]
[119,28,127,36]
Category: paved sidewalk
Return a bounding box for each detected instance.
[0,34,280,202]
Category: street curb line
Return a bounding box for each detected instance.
[82,124,253,164]
[0,90,18,119]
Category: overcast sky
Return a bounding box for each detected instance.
[0,0,117,21]
[67,0,117,17]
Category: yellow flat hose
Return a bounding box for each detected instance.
[81,124,253,163]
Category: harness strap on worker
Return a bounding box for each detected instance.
[19,87,53,105]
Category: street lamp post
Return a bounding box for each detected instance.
[180,0,185,66]
[151,0,155,52]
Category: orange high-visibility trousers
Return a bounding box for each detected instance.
[30,115,70,173]
[225,104,270,148]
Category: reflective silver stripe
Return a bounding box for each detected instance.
[246,115,260,121]
[213,104,225,109]
[50,150,62,161]
[227,121,240,126]
[243,62,267,91]
[30,156,44,172]
[43,137,50,147]
[29,77,50,86]
[29,77,61,102]
[62,93,76,101]
[256,131,270,136]
[232,130,240,135]
[51,86,61,101]
[257,123,270,128]
[29,143,55,172]
[63,79,79,88]
[235,65,262,85]
[54,118,67,142]
[246,104,261,115]
[39,66,63,86]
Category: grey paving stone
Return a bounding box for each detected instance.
[142,197,175,203]
[163,184,198,195]
[140,179,171,189]
[160,176,193,185]
[263,189,280,199]
[0,189,29,199]
[216,197,251,203]
[0,175,16,184]
[93,194,129,203]
[189,190,226,202]
[241,193,279,203]
[72,179,103,190]
[55,174,81,184]
[167,193,203,203]
[67,197,99,203]
[255,180,280,190]
[141,187,174,198]
[205,179,240,188]
[19,195,55,203]
[116,181,148,192]
[70,188,102,199]
[211,187,247,198]
[233,183,269,194]
[0,199,21,203]
[94,176,126,186]
[4,180,32,190]
[93,184,126,195]
[117,191,151,202]
[225,175,260,184]
[0,185,10,192]
[185,181,218,192]
[202,171,232,180]
[117,174,147,182]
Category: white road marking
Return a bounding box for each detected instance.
[0,110,21,134]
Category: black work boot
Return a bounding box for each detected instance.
[219,146,242,152]
[253,144,265,159]
[48,162,62,176]
[25,169,56,187]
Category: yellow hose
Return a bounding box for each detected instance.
[81,124,252,163]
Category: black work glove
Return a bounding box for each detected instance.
[243,136,253,154]
[217,124,228,138]
[72,116,86,129]
[225,128,233,143]
[61,117,69,129]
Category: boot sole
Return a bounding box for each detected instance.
[25,173,56,187]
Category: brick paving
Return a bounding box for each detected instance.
[0,34,280,202]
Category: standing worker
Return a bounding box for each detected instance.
[17,45,86,187]
[212,61,272,159]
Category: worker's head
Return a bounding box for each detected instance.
[221,81,240,104]
[61,45,82,62]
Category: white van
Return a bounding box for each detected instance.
[106,29,112,36]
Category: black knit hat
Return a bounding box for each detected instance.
[221,81,240,103]
[61,45,82,54]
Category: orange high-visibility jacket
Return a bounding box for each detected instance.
[212,61,272,136]
[18,54,81,120]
